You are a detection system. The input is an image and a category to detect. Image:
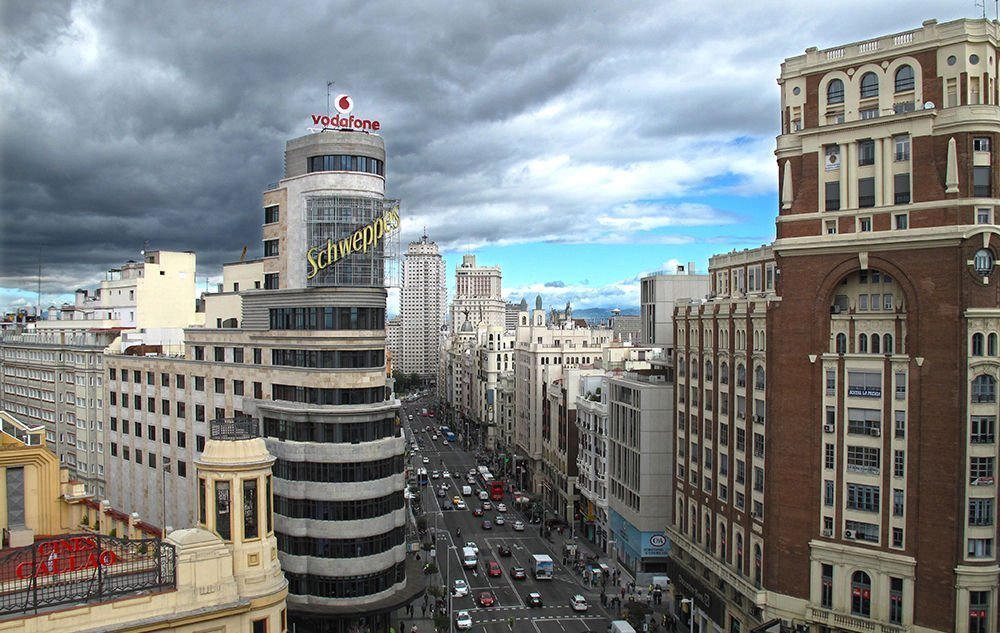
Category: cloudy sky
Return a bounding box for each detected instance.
[0,0,975,316]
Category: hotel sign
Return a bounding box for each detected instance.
[848,386,881,398]
[306,206,400,279]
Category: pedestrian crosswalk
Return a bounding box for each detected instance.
[473,614,605,623]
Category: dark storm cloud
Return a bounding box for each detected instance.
[0,0,973,304]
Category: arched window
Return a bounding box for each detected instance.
[972,375,997,403]
[860,72,879,99]
[690,507,698,540]
[720,362,729,385]
[720,523,727,559]
[973,333,985,356]
[871,334,880,354]
[755,366,765,390]
[989,333,998,356]
[754,544,763,586]
[735,533,744,572]
[705,512,713,550]
[678,356,686,377]
[851,571,872,617]
[859,333,868,353]
[827,78,845,104]
[677,499,685,531]
[737,364,746,387]
[894,65,915,92]
[883,333,893,355]
[691,357,699,378]
[836,333,848,354]
[705,360,714,382]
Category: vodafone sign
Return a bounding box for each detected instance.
[312,94,380,131]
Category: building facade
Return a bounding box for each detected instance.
[671,18,1000,633]
[400,234,446,384]
[449,254,505,335]
[639,265,710,348]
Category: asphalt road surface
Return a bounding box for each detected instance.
[402,402,613,633]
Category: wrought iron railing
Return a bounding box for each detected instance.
[0,533,175,615]
[209,416,260,441]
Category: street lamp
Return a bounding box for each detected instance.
[680,598,694,632]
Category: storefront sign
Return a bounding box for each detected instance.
[665,557,726,625]
[306,206,401,279]
[15,536,117,579]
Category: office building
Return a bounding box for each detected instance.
[639,265,710,348]
[449,254,505,334]
[400,233,446,384]
[670,18,1000,633]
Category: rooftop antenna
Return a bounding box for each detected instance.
[37,263,41,319]
[975,0,986,18]
[327,81,335,116]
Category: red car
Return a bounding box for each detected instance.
[479,591,495,607]
[488,561,502,577]
[473,508,484,517]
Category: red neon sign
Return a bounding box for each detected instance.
[15,536,117,579]
[310,113,381,131]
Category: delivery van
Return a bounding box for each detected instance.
[462,485,472,496]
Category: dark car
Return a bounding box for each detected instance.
[482,520,493,530]
[479,591,495,607]
[510,566,526,580]
[526,592,542,607]
[497,544,512,557]
[473,508,484,517]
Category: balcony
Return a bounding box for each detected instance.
[808,606,906,633]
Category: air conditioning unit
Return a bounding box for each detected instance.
[844,529,856,539]
[822,529,833,537]
[871,428,881,437]
[823,424,834,433]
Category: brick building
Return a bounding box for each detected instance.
[671,18,1000,633]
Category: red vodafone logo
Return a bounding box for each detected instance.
[310,94,380,131]
[335,94,354,114]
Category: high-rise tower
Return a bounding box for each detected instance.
[400,233,446,384]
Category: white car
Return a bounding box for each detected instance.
[443,440,450,446]
[457,501,467,510]
[513,520,525,531]
[422,457,430,464]
[453,579,469,597]
[455,611,473,630]
[465,542,479,554]
[443,471,451,478]
[496,503,507,512]
[495,515,505,526]
[570,595,588,611]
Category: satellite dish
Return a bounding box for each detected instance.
[924,101,936,110]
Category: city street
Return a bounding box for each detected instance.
[402,401,615,633]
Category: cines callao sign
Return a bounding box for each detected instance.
[306,206,400,280]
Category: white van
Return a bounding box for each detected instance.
[462,485,472,496]
[461,546,478,569]
[478,490,489,501]
[609,621,637,633]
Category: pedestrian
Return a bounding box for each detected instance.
[620,587,626,599]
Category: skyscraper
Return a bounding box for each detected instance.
[400,233,446,384]
[449,254,505,334]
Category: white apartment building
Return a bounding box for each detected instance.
[640,265,710,348]
[512,297,612,495]
[449,254,505,335]
[400,233,446,384]
[575,374,610,553]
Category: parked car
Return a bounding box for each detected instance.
[526,592,542,607]
[478,592,495,607]
[455,611,472,630]
[570,595,589,611]
[511,566,526,580]
[488,561,502,577]
[512,520,525,531]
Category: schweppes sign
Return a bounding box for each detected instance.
[306,206,400,279]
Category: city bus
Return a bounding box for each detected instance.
[417,467,429,486]
[489,480,504,502]
[477,466,504,501]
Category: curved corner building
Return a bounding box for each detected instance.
[251,128,419,632]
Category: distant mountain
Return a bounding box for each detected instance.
[572,306,640,320]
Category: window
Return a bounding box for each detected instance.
[826,219,838,234]
[177,431,187,448]
[974,137,991,153]
[827,79,845,104]
[974,249,995,277]
[974,333,986,356]
[974,166,992,197]
[194,346,205,361]
[149,453,156,468]
[147,425,156,441]
[215,481,232,540]
[894,450,905,477]
[972,416,996,444]
[846,483,880,512]
[134,421,141,436]
[825,181,841,211]
[825,443,835,469]
[846,446,881,473]
[977,207,993,224]
[858,332,868,351]
[851,571,872,617]
[252,618,268,633]
[859,107,879,120]
[894,65,914,92]
[176,374,185,389]
[971,456,994,485]
[893,489,904,516]
[894,410,905,438]
[195,376,205,391]
[215,378,225,393]
[968,538,994,558]
[264,239,280,257]
[858,178,875,208]
[894,213,908,229]
[264,205,279,224]
[892,527,904,548]
[264,272,279,289]
[858,139,875,166]
[836,333,847,354]
[177,460,187,477]
[860,73,879,99]
[970,590,990,633]
[135,449,142,464]
[894,174,910,204]
[894,135,910,161]
[233,348,244,363]
[889,577,904,625]
[821,564,834,608]
[197,435,206,451]
[824,480,834,506]
[972,375,996,403]
[970,498,994,526]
